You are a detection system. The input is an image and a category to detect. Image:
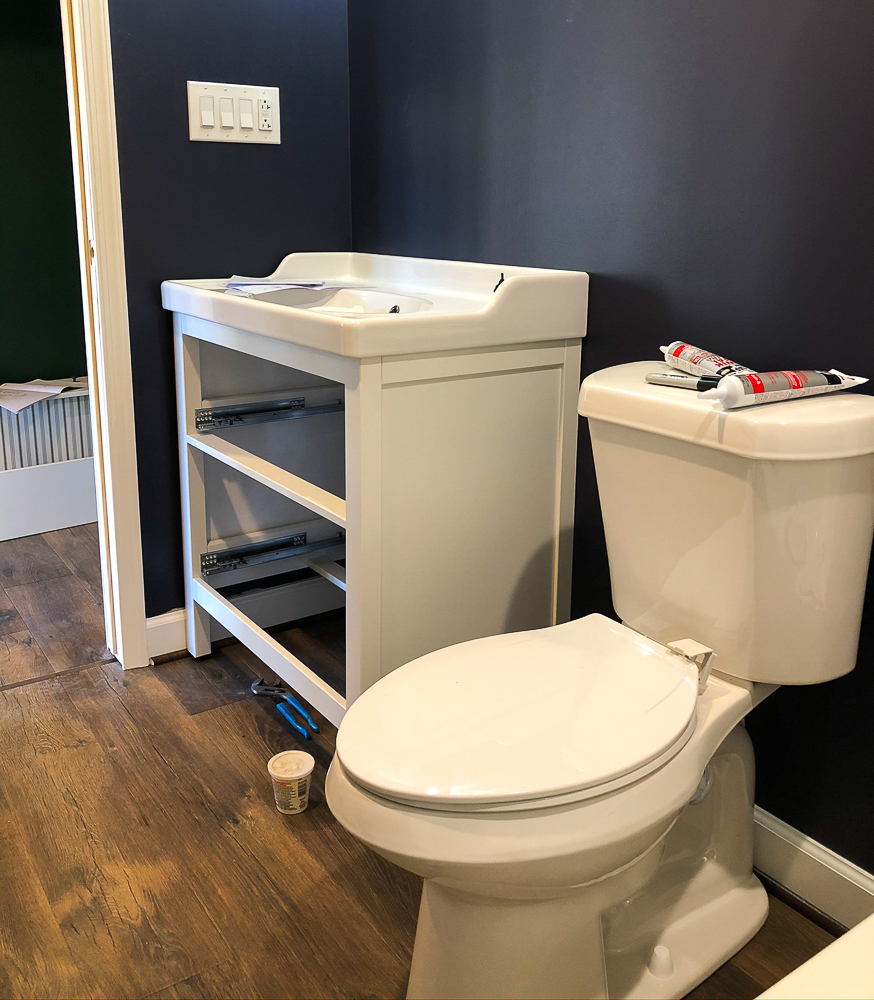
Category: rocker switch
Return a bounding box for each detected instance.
[239,99,254,130]
[219,97,234,128]
[198,95,215,128]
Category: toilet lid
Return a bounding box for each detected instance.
[336,614,700,809]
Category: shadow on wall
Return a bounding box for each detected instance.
[504,526,576,635]
[571,274,678,621]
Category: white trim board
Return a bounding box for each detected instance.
[754,806,874,928]
[61,0,149,667]
[0,458,97,541]
[146,575,344,659]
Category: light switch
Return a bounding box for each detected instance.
[239,99,254,130]
[199,95,215,128]
[219,97,234,128]
[188,82,280,143]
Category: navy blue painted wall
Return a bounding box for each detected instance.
[346,0,874,868]
[108,0,352,615]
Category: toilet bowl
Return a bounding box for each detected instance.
[328,362,874,999]
[327,615,774,999]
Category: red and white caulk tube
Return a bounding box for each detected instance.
[660,342,755,378]
[699,369,867,409]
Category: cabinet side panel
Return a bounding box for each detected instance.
[380,365,564,672]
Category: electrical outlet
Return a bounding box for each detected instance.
[257,97,274,133]
[187,82,280,143]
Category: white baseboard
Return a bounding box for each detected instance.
[146,575,344,659]
[145,608,188,659]
[0,458,97,541]
[754,806,874,928]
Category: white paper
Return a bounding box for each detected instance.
[227,275,326,289]
[225,283,319,298]
[224,275,375,297]
[0,378,88,414]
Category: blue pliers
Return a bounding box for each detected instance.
[250,678,320,740]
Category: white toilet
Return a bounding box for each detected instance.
[326,361,874,1000]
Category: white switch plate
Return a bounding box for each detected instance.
[187,81,280,144]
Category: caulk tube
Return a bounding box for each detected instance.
[659,342,756,378]
[700,370,867,409]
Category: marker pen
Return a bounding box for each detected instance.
[645,371,722,391]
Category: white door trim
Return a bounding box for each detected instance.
[60,0,149,667]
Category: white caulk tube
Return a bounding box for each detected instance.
[659,342,756,378]
[700,369,867,408]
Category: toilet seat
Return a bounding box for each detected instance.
[336,614,700,812]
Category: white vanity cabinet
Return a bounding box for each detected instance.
[163,253,588,726]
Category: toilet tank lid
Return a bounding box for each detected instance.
[579,361,874,461]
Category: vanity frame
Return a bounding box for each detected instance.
[174,312,581,726]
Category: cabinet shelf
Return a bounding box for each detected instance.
[186,431,346,527]
[192,576,346,720]
[306,555,346,591]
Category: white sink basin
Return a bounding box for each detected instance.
[255,286,433,316]
[161,252,588,358]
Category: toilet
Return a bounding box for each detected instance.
[326,360,874,1000]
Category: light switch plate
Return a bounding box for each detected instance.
[187,81,280,144]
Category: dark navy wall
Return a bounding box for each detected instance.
[108,0,352,615]
[346,0,874,869]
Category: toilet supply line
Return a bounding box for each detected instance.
[251,678,320,739]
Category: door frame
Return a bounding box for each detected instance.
[60,0,149,667]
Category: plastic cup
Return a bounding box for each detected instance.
[267,750,315,814]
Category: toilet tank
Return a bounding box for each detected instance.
[579,362,874,684]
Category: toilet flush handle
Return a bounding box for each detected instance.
[666,638,717,694]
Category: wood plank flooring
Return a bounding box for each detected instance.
[0,527,840,999]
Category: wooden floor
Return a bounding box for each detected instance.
[0,528,838,999]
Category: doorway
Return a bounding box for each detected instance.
[1,1,149,670]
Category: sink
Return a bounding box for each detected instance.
[162,252,588,358]
[253,286,433,316]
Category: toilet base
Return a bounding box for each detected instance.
[616,876,768,999]
[406,873,767,1000]
[406,725,764,1000]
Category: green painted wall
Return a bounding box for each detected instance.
[1,5,85,384]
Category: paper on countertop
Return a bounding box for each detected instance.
[224,275,375,297]
[0,377,88,414]
[225,284,315,297]
[227,275,327,291]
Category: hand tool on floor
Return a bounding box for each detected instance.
[251,678,320,739]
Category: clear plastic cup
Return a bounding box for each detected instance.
[267,750,315,814]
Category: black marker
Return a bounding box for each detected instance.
[645,372,722,391]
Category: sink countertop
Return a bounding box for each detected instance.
[162,252,589,358]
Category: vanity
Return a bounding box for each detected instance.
[162,252,588,724]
